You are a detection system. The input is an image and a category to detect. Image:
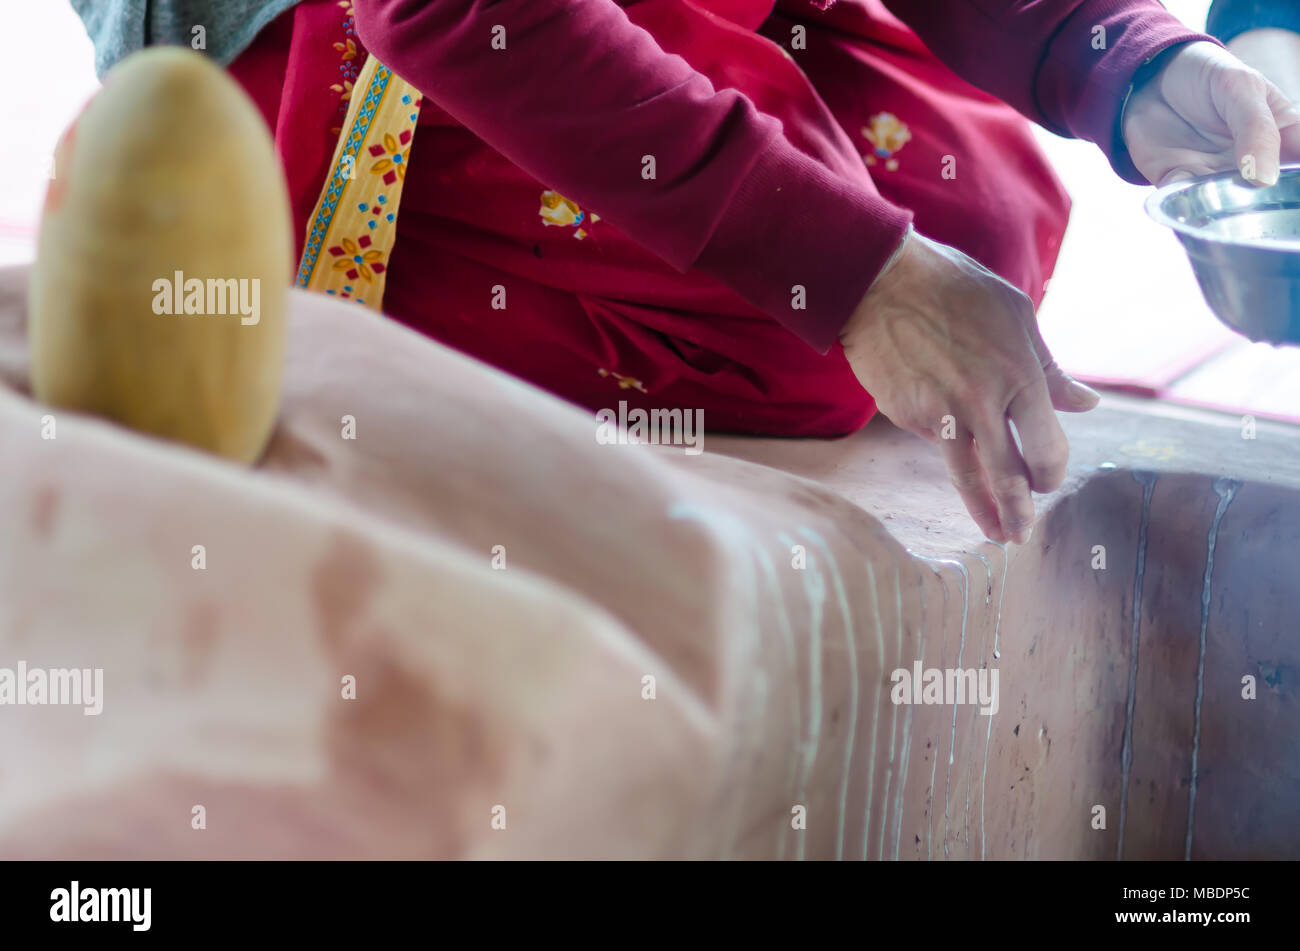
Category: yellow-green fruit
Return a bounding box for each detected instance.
[30,47,292,465]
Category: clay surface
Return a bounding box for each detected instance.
[0,264,1294,859]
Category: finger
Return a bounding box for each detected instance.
[1041,359,1100,412]
[1266,80,1300,128]
[971,414,1035,545]
[1151,152,1232,186]
[940,426,1005,544]
[1281,119,1300,164]
[1017,305,1101,412]
[1265,81,1300,164]
[1007,376,1070,493]
[1221,71,1282,184]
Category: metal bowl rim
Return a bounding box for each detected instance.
[1144,163,1300,253]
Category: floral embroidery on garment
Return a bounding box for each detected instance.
[328,234,387,285]
[329,1,361,136]
[598,368,647,393]
[298,49,423,310]
[540,190,600,240]
[369,132,412,184]
[860,112,911,171]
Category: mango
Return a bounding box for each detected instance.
[30,47,293,464]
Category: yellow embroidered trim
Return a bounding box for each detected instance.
[297,54,422,311]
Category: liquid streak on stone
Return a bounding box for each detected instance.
[972,552,994,605]
[964,552,995,849]
[797,528,859,862]
[848,554,881,863]
[894,622,919,861]
[884,567,904,861]
[981,542,1009,860]
[915,562,945,862]
[754,545,801,861]
[1185,478,1241,861]
[908,552,970,859]
[779,529,825,862]
[1118,471,1158,861]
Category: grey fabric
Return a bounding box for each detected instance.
[70,0,304,77]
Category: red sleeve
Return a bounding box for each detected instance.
[879,0,1218,183]
[351,0,913,354]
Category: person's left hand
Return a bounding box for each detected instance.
[1123,40,1300,187]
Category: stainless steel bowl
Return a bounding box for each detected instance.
[1146,164,1300,344]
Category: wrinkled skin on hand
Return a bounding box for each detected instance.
[1123,40,1300,187]
[841,231,1098,545]
[842,40,1300,543]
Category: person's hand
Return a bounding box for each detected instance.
[840,230,1099,544]
[1122,40,1300,187]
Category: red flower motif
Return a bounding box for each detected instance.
[327,234,386,283]
[368,131,412,185]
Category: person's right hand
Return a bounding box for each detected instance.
[839,230,1100,544]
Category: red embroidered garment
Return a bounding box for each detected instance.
[227,0,1202,436]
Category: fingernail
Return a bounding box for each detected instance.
[1067,378,1101,407]
[1003,516,1035,544]
[1242,153,1279,186]
[1277,106,1300,128]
